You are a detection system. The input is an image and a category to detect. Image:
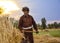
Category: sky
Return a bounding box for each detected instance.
[10,0,60,24]
[15,0,60,22]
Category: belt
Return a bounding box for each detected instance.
[22,25,33,29]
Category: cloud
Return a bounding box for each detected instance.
[47,20,60,24]
[37,20,60,25]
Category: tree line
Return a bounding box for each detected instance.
[10,17,60,29]
[37,18,60,29]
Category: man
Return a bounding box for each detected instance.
[18,7,39,43]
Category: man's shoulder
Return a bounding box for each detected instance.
[28,15,33,18]
[20,15,33,18]
[19,15,24,20]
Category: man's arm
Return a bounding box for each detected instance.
[32,17,38,32]
[18,17,23,32]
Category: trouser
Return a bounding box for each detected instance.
[24,29,34,43]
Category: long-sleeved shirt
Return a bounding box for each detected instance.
[18,14,38,31]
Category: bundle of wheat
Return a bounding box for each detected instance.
[0,15,23,43]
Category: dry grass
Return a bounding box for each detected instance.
[34,34,60,43]
[0,16,23,43]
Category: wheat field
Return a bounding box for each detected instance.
[0,16,23,43]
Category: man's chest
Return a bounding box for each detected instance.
[22,16,32,23]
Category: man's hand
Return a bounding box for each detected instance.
[36,31,39,34]
[20,30,24,33]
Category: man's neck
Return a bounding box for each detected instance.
[24,14,29,16]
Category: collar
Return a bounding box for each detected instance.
[24,14,29,18]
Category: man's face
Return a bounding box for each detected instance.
[23,11,29,15]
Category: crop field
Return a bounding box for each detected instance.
[34,29,60,43]
[0,16,60,43]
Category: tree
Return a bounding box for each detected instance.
[10,18,19,28]
[58,23,60,28]
[13,20,19,28]
[41,18,46,29]
[48,24,51,29]
[54,22,58,28]
[37,24,41,29]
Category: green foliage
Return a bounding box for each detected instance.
[54,22,58,28]
[49,30,60,37]
[10,18,19,28]
[48,22,60,29]
[37,24,41,29]
[41,17,46,29]
[13,20,18,28]
[48,24,54,29]
[58,23,60,28]
[34,29,60,37]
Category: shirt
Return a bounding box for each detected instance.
[18,14,38,31]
